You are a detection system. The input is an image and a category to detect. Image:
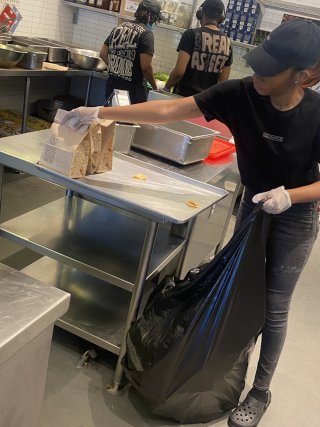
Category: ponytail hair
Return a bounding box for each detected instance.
[299,60,320,88]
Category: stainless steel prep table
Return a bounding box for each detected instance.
[0,67,108,133]
[0,129,229,393]
[129,149,241,278]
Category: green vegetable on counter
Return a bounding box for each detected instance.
[154,71,169,82]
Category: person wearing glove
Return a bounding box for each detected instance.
[252,186,292,214]
[62,20,320,427]
[61,106,100,132]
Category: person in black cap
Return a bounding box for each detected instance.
[100,0,163,104]
[164,0,233,96]
[63,18,320,427]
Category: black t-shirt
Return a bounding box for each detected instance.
[174,27,233,97]
[105,21,154,85]
[194,78,320,193]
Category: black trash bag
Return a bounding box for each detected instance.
[123,208,270,424]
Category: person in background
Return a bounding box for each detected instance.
[100,0,163,104]
[63,20,320,427]
[163,0,233,96]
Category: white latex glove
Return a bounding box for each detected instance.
[252,186,292,214]
[60,106,100,132]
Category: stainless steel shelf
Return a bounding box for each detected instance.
[0,196,185,291]
[22,257,132,354]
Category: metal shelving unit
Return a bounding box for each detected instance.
[1,197,185,291]
[0,129,227,393]
[22,257,133,355]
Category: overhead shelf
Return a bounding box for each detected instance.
[64,0,185,33]
[0,196,185,291]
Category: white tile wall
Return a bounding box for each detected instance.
[229,44,254,79]
[12,0,74,42]
[71,9,118,50]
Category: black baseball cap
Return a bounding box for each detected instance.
[201,0,225,21]
[244,20,320,77]
[139,0,164,20]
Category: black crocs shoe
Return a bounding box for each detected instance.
[228,391,272,427]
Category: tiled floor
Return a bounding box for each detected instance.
[1,171,320,427]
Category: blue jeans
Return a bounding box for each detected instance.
[235,188,319,391]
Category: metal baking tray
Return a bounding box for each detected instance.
[34,151,227,224]
[131,121,220,165]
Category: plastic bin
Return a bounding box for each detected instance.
[0,263,70,427]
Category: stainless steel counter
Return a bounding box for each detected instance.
[0,263,70,367]
[130,147,237,185]
[0,263,70,427]
[130,148,240,278]
[0,130,226,222]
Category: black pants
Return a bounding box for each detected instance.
[106,77,147,104]
[235,188,318,390]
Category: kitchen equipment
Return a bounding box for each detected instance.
[0,35,12,45]
[68,48,101,70]
[12,36,68,63]
[36,99,67,122]
[0,43,26,68]
[205,137,236,161]
[132,121,220,165]
[94,57,107,71]
[18,47,48,69]
[148,89,182,101]
[113,123,139,153]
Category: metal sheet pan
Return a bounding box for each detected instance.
[0,130,227,224]
[36,152,227,223]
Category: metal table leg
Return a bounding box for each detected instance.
[0,164,4,217]
[107,220,159,395]
[84,75,92,106]
[22,77,31,134]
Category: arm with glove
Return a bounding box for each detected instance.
[252,182,320,214]
[60,96,203,131]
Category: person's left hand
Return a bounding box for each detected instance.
[252,185,292,214]
[60,106,101,131]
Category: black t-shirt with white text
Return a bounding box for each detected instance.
[105,21,154,85]
[194,78,320,193]
[174,27,233,97]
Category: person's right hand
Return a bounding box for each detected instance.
[60,106,101,131]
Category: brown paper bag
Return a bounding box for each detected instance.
[86,123,102,175]
[39,110,115,178]
[96,120,116,173]
[39,110,90,178]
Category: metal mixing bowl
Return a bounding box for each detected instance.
[68,48,101,70]
[95,57,107,72]
[0,44,27,67]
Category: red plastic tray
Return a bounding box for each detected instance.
[206,137,236,160]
